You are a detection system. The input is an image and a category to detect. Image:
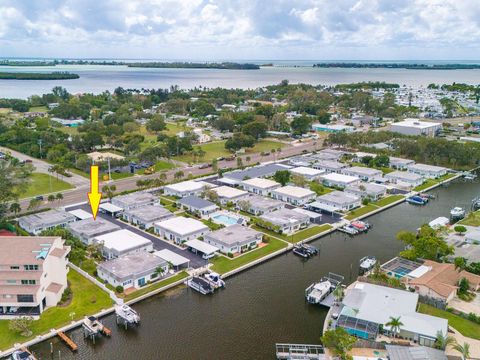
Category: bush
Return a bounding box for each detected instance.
[454,225,467,234]
[227,252,234,258]
[115,285,124,293]
[60,287,72,303]
[362,198,370,206]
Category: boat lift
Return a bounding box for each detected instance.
[275,343,326,360]
[305,272,345,308]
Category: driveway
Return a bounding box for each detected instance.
[449,293,480,315]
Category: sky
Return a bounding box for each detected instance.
[0,0,480,60]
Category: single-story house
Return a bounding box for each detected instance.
[313,149,346,161]
[342,166,383,182]
[211,186,249,205]
[312,160,348,174]
[163,180,212,198]
[259,208,310,234]
[289,166,325,181]
[97,252,168,290]
[344,183,387,201]
[389,157,415,170]
[240,177,281,196]
[19,209,77,235]
[178,196,218,217]
[407,164,448,179]
[154,217,210,244]
[68,217,120,245]
[313,191,361,211]
[94,229,153,260]
[321,173,360,189]
[222,163,291,185]
[385,171,424,187]
[122,205,174,229]
[111,192,159,211]
[204,224,263,254]
[271,185,316,206]
[236,195,284,216]
[385,345,447,360]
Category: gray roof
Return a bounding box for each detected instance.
[112,192,157,206]
[205,224,262,247]
[313,160,347,170]
[408,163,447,172]
[344,166,383,176]
[178,195,216,209]
[316,190,360,205]
[386,171,424,181]
[244,195,284,210]
[98,252,167,281]
[124,205,173,222]
[19,209,76,228]
[386,345,447,360]
[260,208,309,226]
[345,183,386,195]
[224,164,289,181]
[68,217,120,237]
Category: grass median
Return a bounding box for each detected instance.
[21,173,73,198]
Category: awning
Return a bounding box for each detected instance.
[153,249,190,267]
[184,239,218,255]
[68,209,92,220]
[217,177,239,185]
[99,202,123,213]
[292,208,322,219]
[307,201,338,213]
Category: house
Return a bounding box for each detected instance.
[321,173,360,189]
[385,345,447,360]
[342,166,383,182]
[385,171,424,187]
[312,160,348,174]
[94,229,153,260]
[240,177,281,196]
[178,196,218,217]
[337,282,448,347]
[111,191,159,211]
[271,186,316,206]
[407,260,480,303]
[97,253,168,290]
[311,123,354,132]
[163,180,212,198]
[390,119,441,137]
[19,209,77,235]
[290,166,325,181]
[122,205,174,229]
[211,186,248,205]
[68,217,120,245]
[389,157,415,170]
[0,236,70,317]
[314,149,346,161]
[344,183,387,201]
[236,195,284,215]
[312,191,361,211]
[204,224,263,254]
[259,208,310,234]
[351,115,378,127]
[221,163,290,185]
[154,217,210,244]
[407,164,448,179]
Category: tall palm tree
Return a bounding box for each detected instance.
[385,316,403,339]
[9,202,21,215]
[434,331,456,350]
[453,342,470,360]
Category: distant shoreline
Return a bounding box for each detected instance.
[0,72,80,80]
[313,63,480,70]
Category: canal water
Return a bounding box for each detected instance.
[28,179,479,360]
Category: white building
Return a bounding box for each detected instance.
[389,157,415,170]
[271,185,316,206]
[345,183,387,201]
[312,191,361,211]
[154,217,210,244]
[342,166,383,182]
[204,224,263,254]
[122,205,174,229]
[385,171,425,187]
[290,166,325,181]
[237,195,284,216]
[312,160,348,174]
[390,119,442,137]
[240,177,281,196]
[178,196,218,217]
[163,180,212,198]
[211,186,248,205]
[94,229,153,260]
[111,192,159,211]
[68,217,120,245]
[260,208,310,234]
[407,163,448,179]
[18,209,77,235]
[321,173,360,189]
[0,236,70,317]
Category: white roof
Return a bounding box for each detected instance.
[273,185,315,198]
[241,177,280,189]
[184,238,218,255]
[68,209,92,220]
[321,173,359,184]
[408,163,447,172]
[217,177,239,185]
[164,180,211,193]
[292,208,322,219]
[153,249,190,266]
[213,185,248,199]
[95,229,152,252]
[155,216,209,235]
[392,119,441,129]
[407,265,432,279]
[99,202,123,213]
[290,166,325,177]
[428,217,450,229]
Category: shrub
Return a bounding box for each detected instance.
[454,225,467,234]
[227,252,234,258]
[362,198,370,206]
[115,285,124,293]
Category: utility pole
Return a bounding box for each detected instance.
[38,139,43,158]
[107,158,111,181]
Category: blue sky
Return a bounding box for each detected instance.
[0,0,479,60]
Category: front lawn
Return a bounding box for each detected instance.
[124,271,189,302]
[154,160,176,171]
[459,210,480,227]
[210,237,288,274]
[287,224,333,243]
[414,179,438,192]
[418,303,480,340]
[21,173,74,198]
[373,195,405,207]
[0,269,113,351]
[110,172,134,180]
[345,204,379,220]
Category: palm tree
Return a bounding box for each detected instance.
[453,342,470,360]
[332,286,344,304]
[47,194,55,203]
[55,193,63,203]
[9,202,21,215]
[385,316,403,339]
[434,331,456,350]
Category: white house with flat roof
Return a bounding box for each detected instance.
[97,252,168,290]
[271,185,316,206]
[19,209,77,235]
[321,173,360,189]
[68,217,120,245]
[342,166,383,182]
[154,217,210,244]
[389,157,415,170]
[312,160,348,174]
[260,208,310,234]
[290,166,325,181]
[111,192,159,211]
[211,185,248,205]
[390,119,441,137]
[94,229,153,260]
[385,171,424,187]
[204,224,263,254]
[240,177,281,196]
[178,196,218,217]
[163,180,212,198]
[236,195,284,216]
[407,163,448,179]
[345,183,387,201]
[313,191,361,211]
[122,205,174,229]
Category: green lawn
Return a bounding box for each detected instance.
[414,179,438,192]
[28,105,48,112]
[154,160,176,171]
[372,195,405,207]
[210,237,288,274]
[0,269,113,350]
[459,210,480,226]
[110,172,134,180]
[57,126,79,136]
[345,204,379,220]
[418,303,480,340]
[251,224,332,242]
[164,122,190,136]
[21,173,74,198]
[124,271,189,301]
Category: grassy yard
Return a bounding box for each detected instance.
[124,271,189,301]
[154,160,176,171]
[110,172,134,180]
[414,173,457,192]
[251,224,332,243]
[372,195,405,207]
[28,105,48,112]
[57,126,79,136]
[345,204,379,220]
[21,172,74,198]
[459,210,480,226]
[210,237,288,274]
[418,303,480,340]
[0,269,113,351]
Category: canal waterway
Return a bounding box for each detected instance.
[28,178,480,360]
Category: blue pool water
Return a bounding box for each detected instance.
[213,214,238,226]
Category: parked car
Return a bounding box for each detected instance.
[35,196,44,201]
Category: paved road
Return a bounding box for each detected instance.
[18,140,321,211]
[1,146,89,188]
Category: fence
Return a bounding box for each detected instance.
[418,295,447,310]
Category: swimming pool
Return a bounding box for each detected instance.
[212,214,238,226]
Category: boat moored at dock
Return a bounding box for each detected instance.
[115,304,140,328]
[186,276,215,295]
[305,272,345,307]
[359,256,377,274]
[292,243,319,258]
[450,207,466,221]
[11,348,36,360]
[406,195,428,205]
[204,271,225,289]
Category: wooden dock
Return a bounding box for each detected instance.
[57,331,78,351]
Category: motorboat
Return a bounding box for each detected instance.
[406,195,428,205]
[82,316,104,336]
[115,304,140,325]
[359,256,377,272]
[305,279,333,304]
[350,221,371,232]
[293,245,310,258]
[338,224,359,235]
[302,244,319,255]
[204,271,225,288]
[11,350,36,360]
[186,276,214,295]
[450,207,466,220]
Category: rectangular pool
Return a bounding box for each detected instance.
[212,214,238,226]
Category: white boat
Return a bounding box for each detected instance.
[204,271,225,288]
[11,350,36,360]
[305,279,333,304]
[450,207,466,220]
[115,304,140,325]
[338,225,358,235]
[186,276,214,295]
[83,316,104,335]
[359,256,377,272]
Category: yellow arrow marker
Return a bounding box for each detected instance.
[88,165,102,220]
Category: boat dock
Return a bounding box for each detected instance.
[56,331,78,351]
[275,343,326,360]
[306,272,345,308]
